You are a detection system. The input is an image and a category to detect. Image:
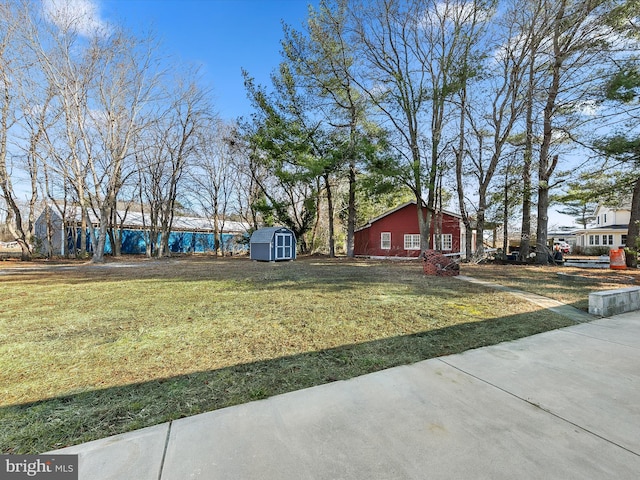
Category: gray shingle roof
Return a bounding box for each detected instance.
[250,227,292,244]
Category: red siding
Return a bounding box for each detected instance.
[354,203,461,257]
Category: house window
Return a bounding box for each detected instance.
[381,232,391,250]
[622,234,627,246]
[434,234,453,251]
[609,235,614,245]
[604,214,607,223]
[404,234,421,250]
[589,235,594,245]
[594,235,600,245]
[603,235,609,245]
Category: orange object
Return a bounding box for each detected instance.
[610,248,627,270]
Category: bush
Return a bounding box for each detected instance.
[584,246,611,256]
[624,248,638,268]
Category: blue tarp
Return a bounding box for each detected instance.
[68,228,247,255]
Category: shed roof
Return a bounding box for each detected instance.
[250,227,293,244]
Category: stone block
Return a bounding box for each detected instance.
[589,287,640,317]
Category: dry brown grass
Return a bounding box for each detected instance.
[1,255,589,453]
[462,262,639,311]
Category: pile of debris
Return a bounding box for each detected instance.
[422,249,460,277]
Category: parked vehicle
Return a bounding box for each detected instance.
[554,242,570,254]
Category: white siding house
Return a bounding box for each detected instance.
[574,204,630,252]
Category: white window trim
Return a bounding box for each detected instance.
[404,234,421,250]
[381,232,391,250]
[433,233,453,251]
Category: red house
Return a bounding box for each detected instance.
[354,201,463,257]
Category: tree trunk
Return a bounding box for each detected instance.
[324,172,335,258]
[416,198,430,251]
[536,184,550,263]
[213,197,220,257]
[414,141,431,251]
[109,208,122,257]
[41,205,53,258]
[160,225,170,257]
[0,158,32,260]
[503,173,509,255]
[518,42,536,263]
[465,225,473,259]
[346,157,356,258]
[454,84,474,260]
[626,176,640,252]
[92,207,109,263]
[475,207,486,255]
[535,2,565,265]
[77,200,88,258]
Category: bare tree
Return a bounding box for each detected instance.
[349,0,431,248]
[0,1,35,259]
[513,0,549,261]
[534,0,621,263]
[188,118,236,256]
[84,30,160,262]
[137,74,209,257]
[16,82,58,257]
[24,3,160,261]
[456,2,530,257]
[25,3,107,258]
[350,0,492,250]
[227,129,268,232]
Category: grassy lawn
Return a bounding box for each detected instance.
[462,262,640,311]
[1,256,617,454]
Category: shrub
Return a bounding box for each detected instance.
[585,246,611,256]
[624,248,638,268]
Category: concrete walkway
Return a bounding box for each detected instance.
[456,275,595,323]
[49,309,640,479]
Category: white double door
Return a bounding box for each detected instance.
[275,233,293,260]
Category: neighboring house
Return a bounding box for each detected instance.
[574,204,630,252]
[34,206,249,256]
[354,201,464,258]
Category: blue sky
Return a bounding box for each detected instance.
[41,0,578,228]
[96,0,575,228]
[102,0,316,120]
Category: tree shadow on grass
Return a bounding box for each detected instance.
[0,308,576,455]
[0,256,424,287]
[0,258,623,314]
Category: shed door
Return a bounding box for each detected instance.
[275,233,293,260]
